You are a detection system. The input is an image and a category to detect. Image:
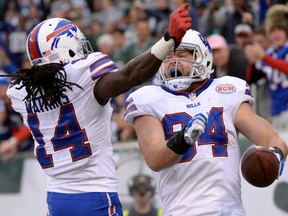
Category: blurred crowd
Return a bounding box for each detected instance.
[0,0,287,162]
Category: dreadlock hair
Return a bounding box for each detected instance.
[2,63,82,108]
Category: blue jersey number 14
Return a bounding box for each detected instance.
[27,103,92,169]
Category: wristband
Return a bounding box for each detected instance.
[164,31,180,52]
[166,127,191,155]
[270,146,285,177]
[151,36,174,60]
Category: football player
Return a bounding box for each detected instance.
[0,4,191,216]
[124,29,287,216]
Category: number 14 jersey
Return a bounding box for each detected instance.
[7,52,118,194]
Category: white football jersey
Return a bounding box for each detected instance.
[7,52,119,193]
[125,76,254,216]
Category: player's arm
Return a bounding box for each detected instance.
[134,115,183,171]
[262,55,288,75]
[235,102,287,160]
[93,4,191,105]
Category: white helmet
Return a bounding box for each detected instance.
[156,29,214,91]
[26,18,93,66]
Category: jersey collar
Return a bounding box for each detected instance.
[160,79,213,98]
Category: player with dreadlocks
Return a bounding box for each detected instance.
[8,63,83,108]
[0,4,191,216]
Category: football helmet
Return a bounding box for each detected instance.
[156,29,214,92]
[26,18,93,66]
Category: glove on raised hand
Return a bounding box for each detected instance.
[184,112,209,145]
[165,4,192,47]
[269,146,285,178]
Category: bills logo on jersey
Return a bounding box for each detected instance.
[189,93,197,101]
[216,84,236,94]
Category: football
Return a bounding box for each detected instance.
[241,145,279,187]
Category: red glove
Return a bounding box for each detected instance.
[165,4,192,46]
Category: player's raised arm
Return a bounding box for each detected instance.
[94,4,192,105]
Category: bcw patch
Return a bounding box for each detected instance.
[216,84,236,94]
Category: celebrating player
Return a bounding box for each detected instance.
[124,29,287,216]
[0,4,191,216]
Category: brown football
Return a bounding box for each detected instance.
[241,145,279,187]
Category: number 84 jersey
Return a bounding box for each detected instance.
[124,76,254,216]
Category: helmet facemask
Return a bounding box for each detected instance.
[156,29,214,92]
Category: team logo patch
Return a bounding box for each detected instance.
[189,93,197,101]
[216,84,236,94]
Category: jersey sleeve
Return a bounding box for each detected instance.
[88,52,118,82]
[220,76,254,120]
[6,84,28,117]
[220,76,254,105]
[68,52,118,85]
[243,82,254,106]
[124,86,159,125]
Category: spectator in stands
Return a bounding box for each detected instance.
[84,18,103,51]
[252,25,271,51]
[201,0,255,43]
[207,34,248,80]
[7,14,27,68]
[123,19,156,86]
[244,4,288,130]
[122,2,150,45]
[0,79,10,142]
[112,106,137,142]
[0,46,17,75]
[124,174,162,216]
[146,0,174,39]
[0,77,32,163]
[245,25,271,85]
[245,25,271,119]
[96,32,135,142]
[90,0,123,26]
[234,23,253,50]
[190,0,209,35]
[197,0,221,36]
[128,18,156,58]
[112,27,129,69]
[96,33,115,56]
[0,47,33,163]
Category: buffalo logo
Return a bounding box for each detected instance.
[46,20,77,50]
[216,84,236,94]
[198,33,212,53]
[189,93,197,101]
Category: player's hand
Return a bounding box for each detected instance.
[184,112,209,145]
[269,146,285,178]
[166,4,192,45]
[0,138,18,164]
